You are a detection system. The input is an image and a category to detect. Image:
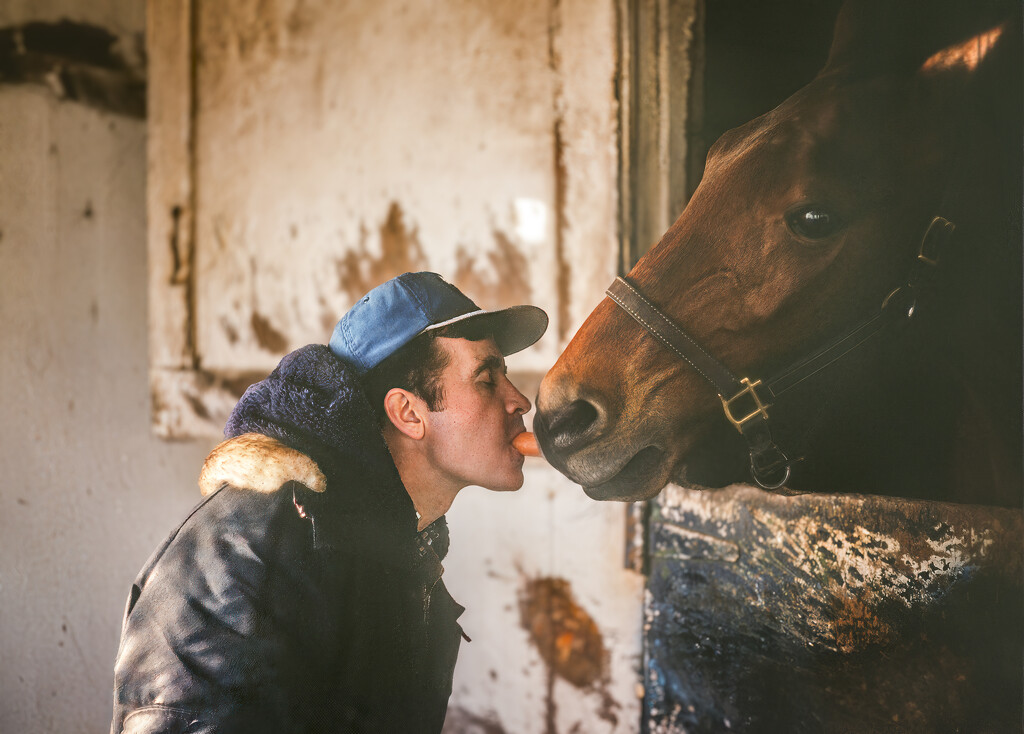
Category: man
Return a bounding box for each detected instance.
[110,272,548,733]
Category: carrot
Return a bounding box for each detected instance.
[513,431,541,457]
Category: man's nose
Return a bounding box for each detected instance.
[507,382,531,415]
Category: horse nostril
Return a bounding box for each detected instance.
[545,399,600,451]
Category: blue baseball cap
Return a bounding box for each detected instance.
[329,272,549,375]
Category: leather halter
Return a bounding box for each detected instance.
[606,216,956,489]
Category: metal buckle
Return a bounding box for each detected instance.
[720,378,770,432]
[917,216,955,267]
[881,285,917,320]
[752,460,791,491]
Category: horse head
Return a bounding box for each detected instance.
[536,0,1022,505]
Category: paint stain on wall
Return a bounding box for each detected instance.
[519,576,618,733]
[520,577,605,688]
[336,202,429,302]
[454,230,532,311]
[250,311,288,353]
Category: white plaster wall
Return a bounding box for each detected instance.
[0,12,213,730]
[192,0,564,374]
[445,463,645,733]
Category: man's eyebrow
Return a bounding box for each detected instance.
[471,355,504,378]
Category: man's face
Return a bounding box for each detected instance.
[424,336,532,492]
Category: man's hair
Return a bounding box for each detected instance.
[362,318,495,424]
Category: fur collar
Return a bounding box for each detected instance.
[198,433,326,497]
[214,344,416,531]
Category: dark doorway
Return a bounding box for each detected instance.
[687,0,842,199]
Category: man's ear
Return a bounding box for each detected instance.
[383,388,426,440]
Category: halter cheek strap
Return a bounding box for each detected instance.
[606,276,792,488]
[606,216,956,490]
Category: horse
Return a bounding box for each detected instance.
[536,0,1022,508]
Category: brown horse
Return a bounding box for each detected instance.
[536,0,1022,507]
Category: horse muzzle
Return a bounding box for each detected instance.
[535,382,671,499]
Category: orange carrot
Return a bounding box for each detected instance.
[513,431,541,457]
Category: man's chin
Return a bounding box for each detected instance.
[482,469,525,492]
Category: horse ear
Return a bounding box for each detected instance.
[821,0,1017,78]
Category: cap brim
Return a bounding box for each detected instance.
[424,305,549,356]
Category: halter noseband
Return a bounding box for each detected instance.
[606,216,956,490]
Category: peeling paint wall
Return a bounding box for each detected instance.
[644,484,1024,732]
[0,4,212,734]
[149,0,622,437]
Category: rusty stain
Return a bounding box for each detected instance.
[519,576,615,734]
[828,594,895,653]
[250,312,288,353]
[168,205,187,285]
[336,202,429,302]
[453,230,532,311]
[596,687,620,727]
[547,0,571,343]
[220,317,239,345]
[184,393,210,421]
[520,577,605,689]
[551,119,571,344]
[285,3,315,38]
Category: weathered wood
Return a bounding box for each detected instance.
[147,0,193,373]
[619,0,698,269]
[644,484,1023,733]
[147,0,208,435]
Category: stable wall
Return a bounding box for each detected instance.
[0,5,212,731]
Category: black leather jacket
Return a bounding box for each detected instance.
[110,346,465,733]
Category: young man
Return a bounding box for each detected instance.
[110,272,547,734]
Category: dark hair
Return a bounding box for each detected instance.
[362,318,494,423]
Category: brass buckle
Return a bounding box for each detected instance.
[720,378,770,432]
[917,216,955,267]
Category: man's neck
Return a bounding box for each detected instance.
[384,430,462,532]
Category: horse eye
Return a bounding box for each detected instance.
[786,206,843,240]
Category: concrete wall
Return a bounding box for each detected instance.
[0,2,645,732]
[0,5,213,732]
